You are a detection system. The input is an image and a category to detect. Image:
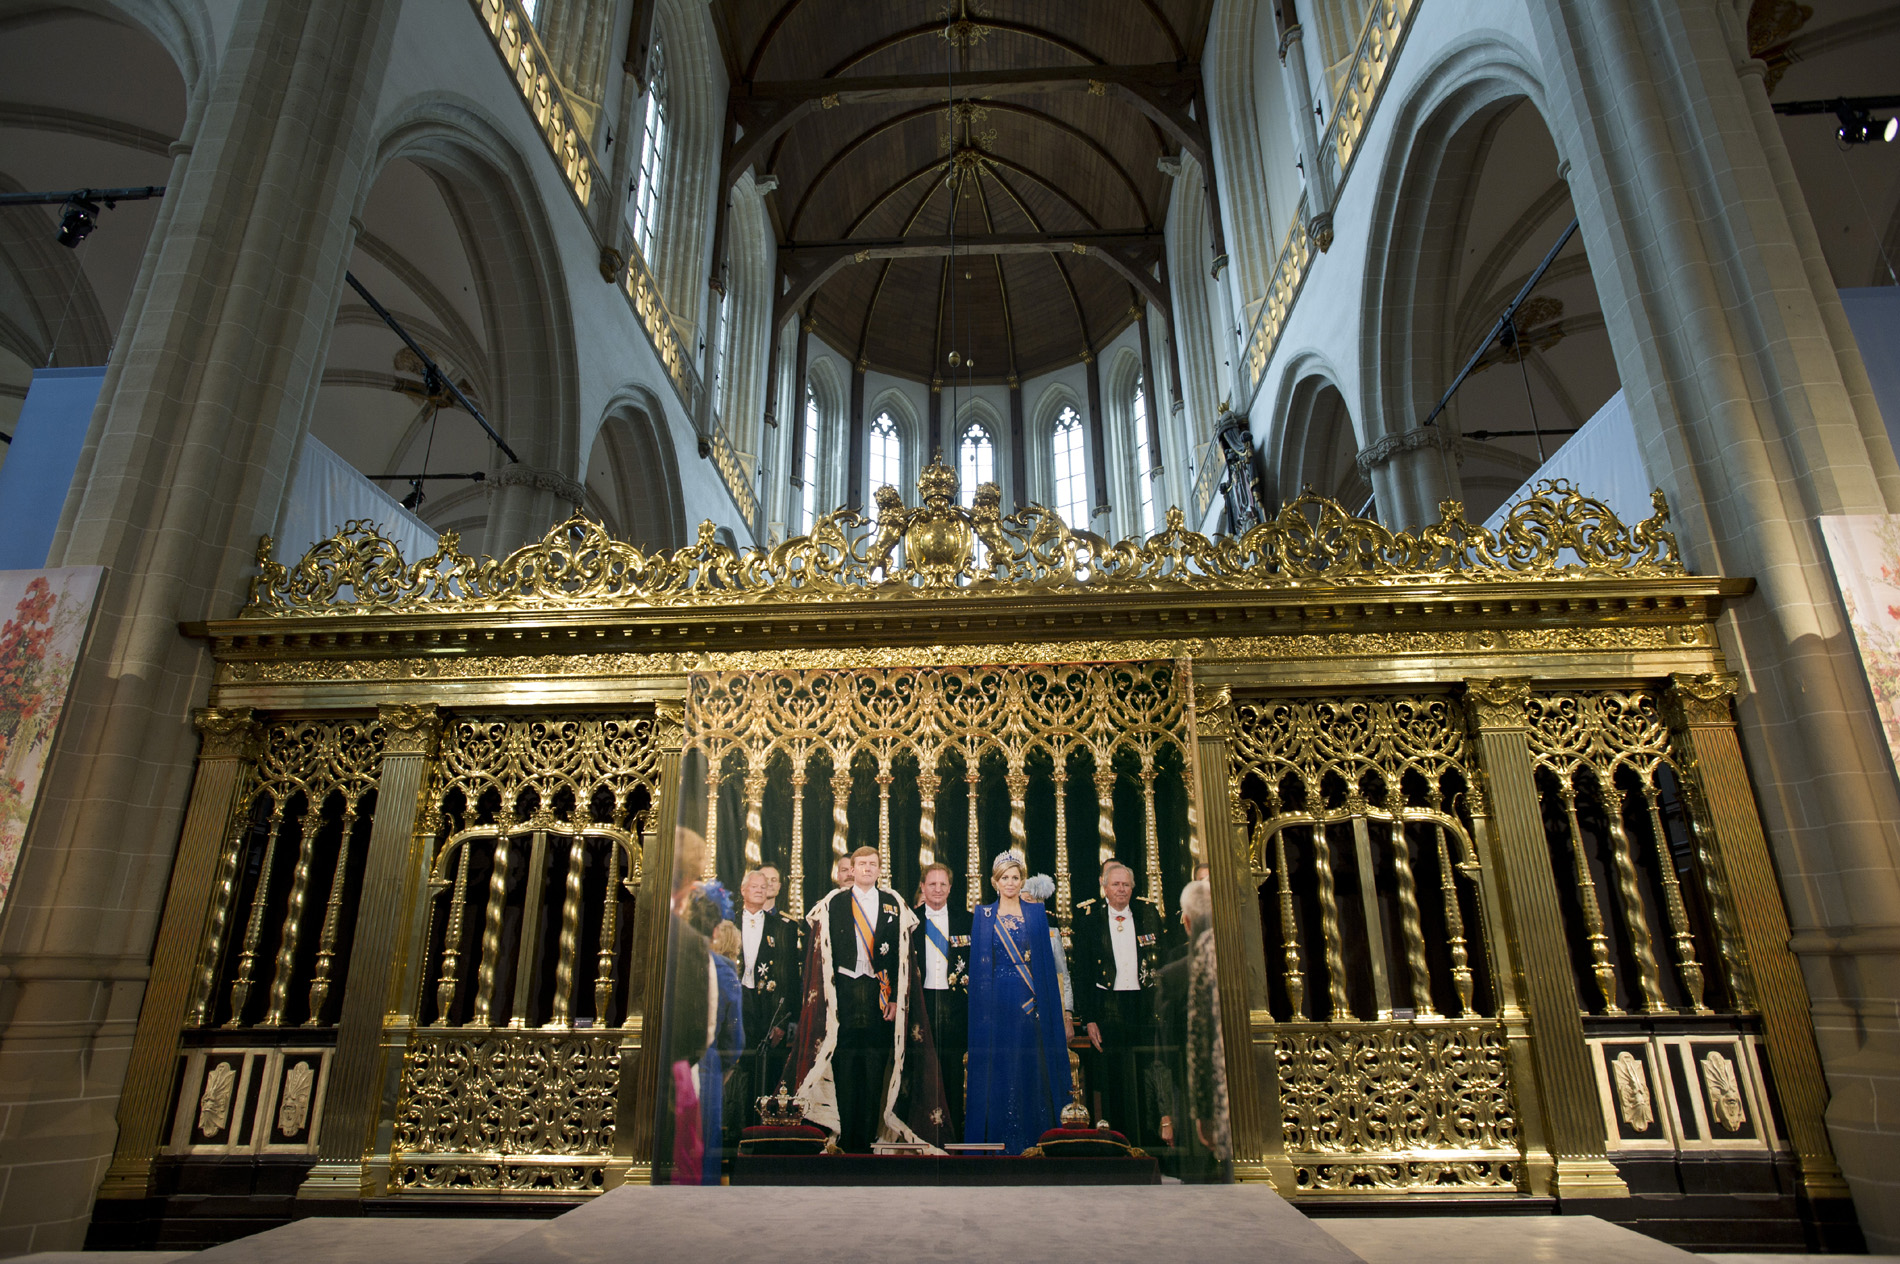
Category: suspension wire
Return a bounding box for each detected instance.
[44,259,87,369]
[1506,315,1548,464]
[1831,140,1900,286]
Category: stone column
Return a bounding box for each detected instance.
[484,465,585,556]
[1191,685,1289,1188]
[1356,423,1460,530]
[302,705,440,1200]
[0,0,398,1249]
[1527,1,1900,1240]
[96,709,262,1199]
[1664,673,1849,1213]
[1084,350,1110,523]
[1463,678,1625,1200]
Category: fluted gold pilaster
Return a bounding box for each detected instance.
[1464,678,1625,1198]
[100,708,261,1199]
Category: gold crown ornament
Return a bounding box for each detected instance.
[757,1081,806,1127]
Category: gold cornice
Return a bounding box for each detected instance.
[236,476,1701,622]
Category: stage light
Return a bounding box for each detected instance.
[55,196,100,248]
[1835,103,1880,144]
[1887,116,1898,143]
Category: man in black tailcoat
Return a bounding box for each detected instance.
[736,867,804,1124]
[1070,860,1164,1146]
[910,861,971,1137]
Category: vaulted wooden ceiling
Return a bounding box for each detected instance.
[714,0,1214,383]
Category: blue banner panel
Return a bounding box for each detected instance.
[0,366,106,570]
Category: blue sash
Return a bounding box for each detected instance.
[922,917,951,957]
[994,912,1037,1016]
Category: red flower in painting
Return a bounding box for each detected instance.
[0,578,59,758]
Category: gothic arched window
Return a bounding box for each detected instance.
[958,422,994,508]
[869,410,902,502]
[800,383,821,534]
[1132,373,1157,538]
[629,43,668,258]
[1051,405,1088,529]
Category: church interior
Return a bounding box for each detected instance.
[1,0,1899,1259]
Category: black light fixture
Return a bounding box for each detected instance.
[1770,95,1900,145]
[0,186,166,247]
[55,196,101,248]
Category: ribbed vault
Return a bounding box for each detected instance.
[718,0,1212,383]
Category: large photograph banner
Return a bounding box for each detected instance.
[655,659,1232,1184]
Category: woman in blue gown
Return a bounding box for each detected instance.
[964,852,1073,1154]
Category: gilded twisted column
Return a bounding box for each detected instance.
[301,704,439,1199]
[1640,781,1709,1012]
[1140,758,1163,914]
[1463,679,1624,1199]
[1006,763,1029,864]
[877,766,895,875]
[306,798,362,1024]
[1557,780,1621,1013]
[788,763,808,916]
[1600,781,1669,1013]
[743,767,767,869]
[830,764,852,859]
[100,708,261,1198]
[917,764,940,870]
[1052,756,1070,922]
[1665,673,1846,1201]
[966,762,982,912]
[1093,758,1117,872]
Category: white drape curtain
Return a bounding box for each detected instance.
[276,433,439,563]
[1483,389,1651,533]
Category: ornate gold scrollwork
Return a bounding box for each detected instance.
[242,463,1682,617]
[1276,1021,1519,1193]
[390,1030,621,1193]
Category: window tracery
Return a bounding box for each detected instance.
[1052,405,1088,529]
[869,411,902,502]
[629,42,667,258]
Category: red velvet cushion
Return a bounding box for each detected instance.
[1030,1126,1140,1157]
[738,1123,829,1157]
[1037,1127,1130,1146]
[742,1124,827,1140]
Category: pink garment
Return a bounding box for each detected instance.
[670,1059,703,1184]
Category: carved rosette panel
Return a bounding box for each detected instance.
[390,1031,620,1193]
[1276,1021,1520,1193]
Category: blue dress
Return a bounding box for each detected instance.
[699,953,745,1184]
[964,900,1073,1154]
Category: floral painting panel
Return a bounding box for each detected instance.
[0,567,102,912]
[1820,515,1900,783]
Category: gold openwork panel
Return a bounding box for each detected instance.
[685,661,1188,918]
[1522,688,1742,1017]
[1228,693,1489,1024]
[1274,1020,1520,1194]
[420,712,660,1031]
[192,716,386,1029]
[389,1029,621,1194]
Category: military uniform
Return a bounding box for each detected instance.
[1071,896,1165,1144]
[910,901,972,1136]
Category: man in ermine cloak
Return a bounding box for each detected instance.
[788,846,949,1153]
